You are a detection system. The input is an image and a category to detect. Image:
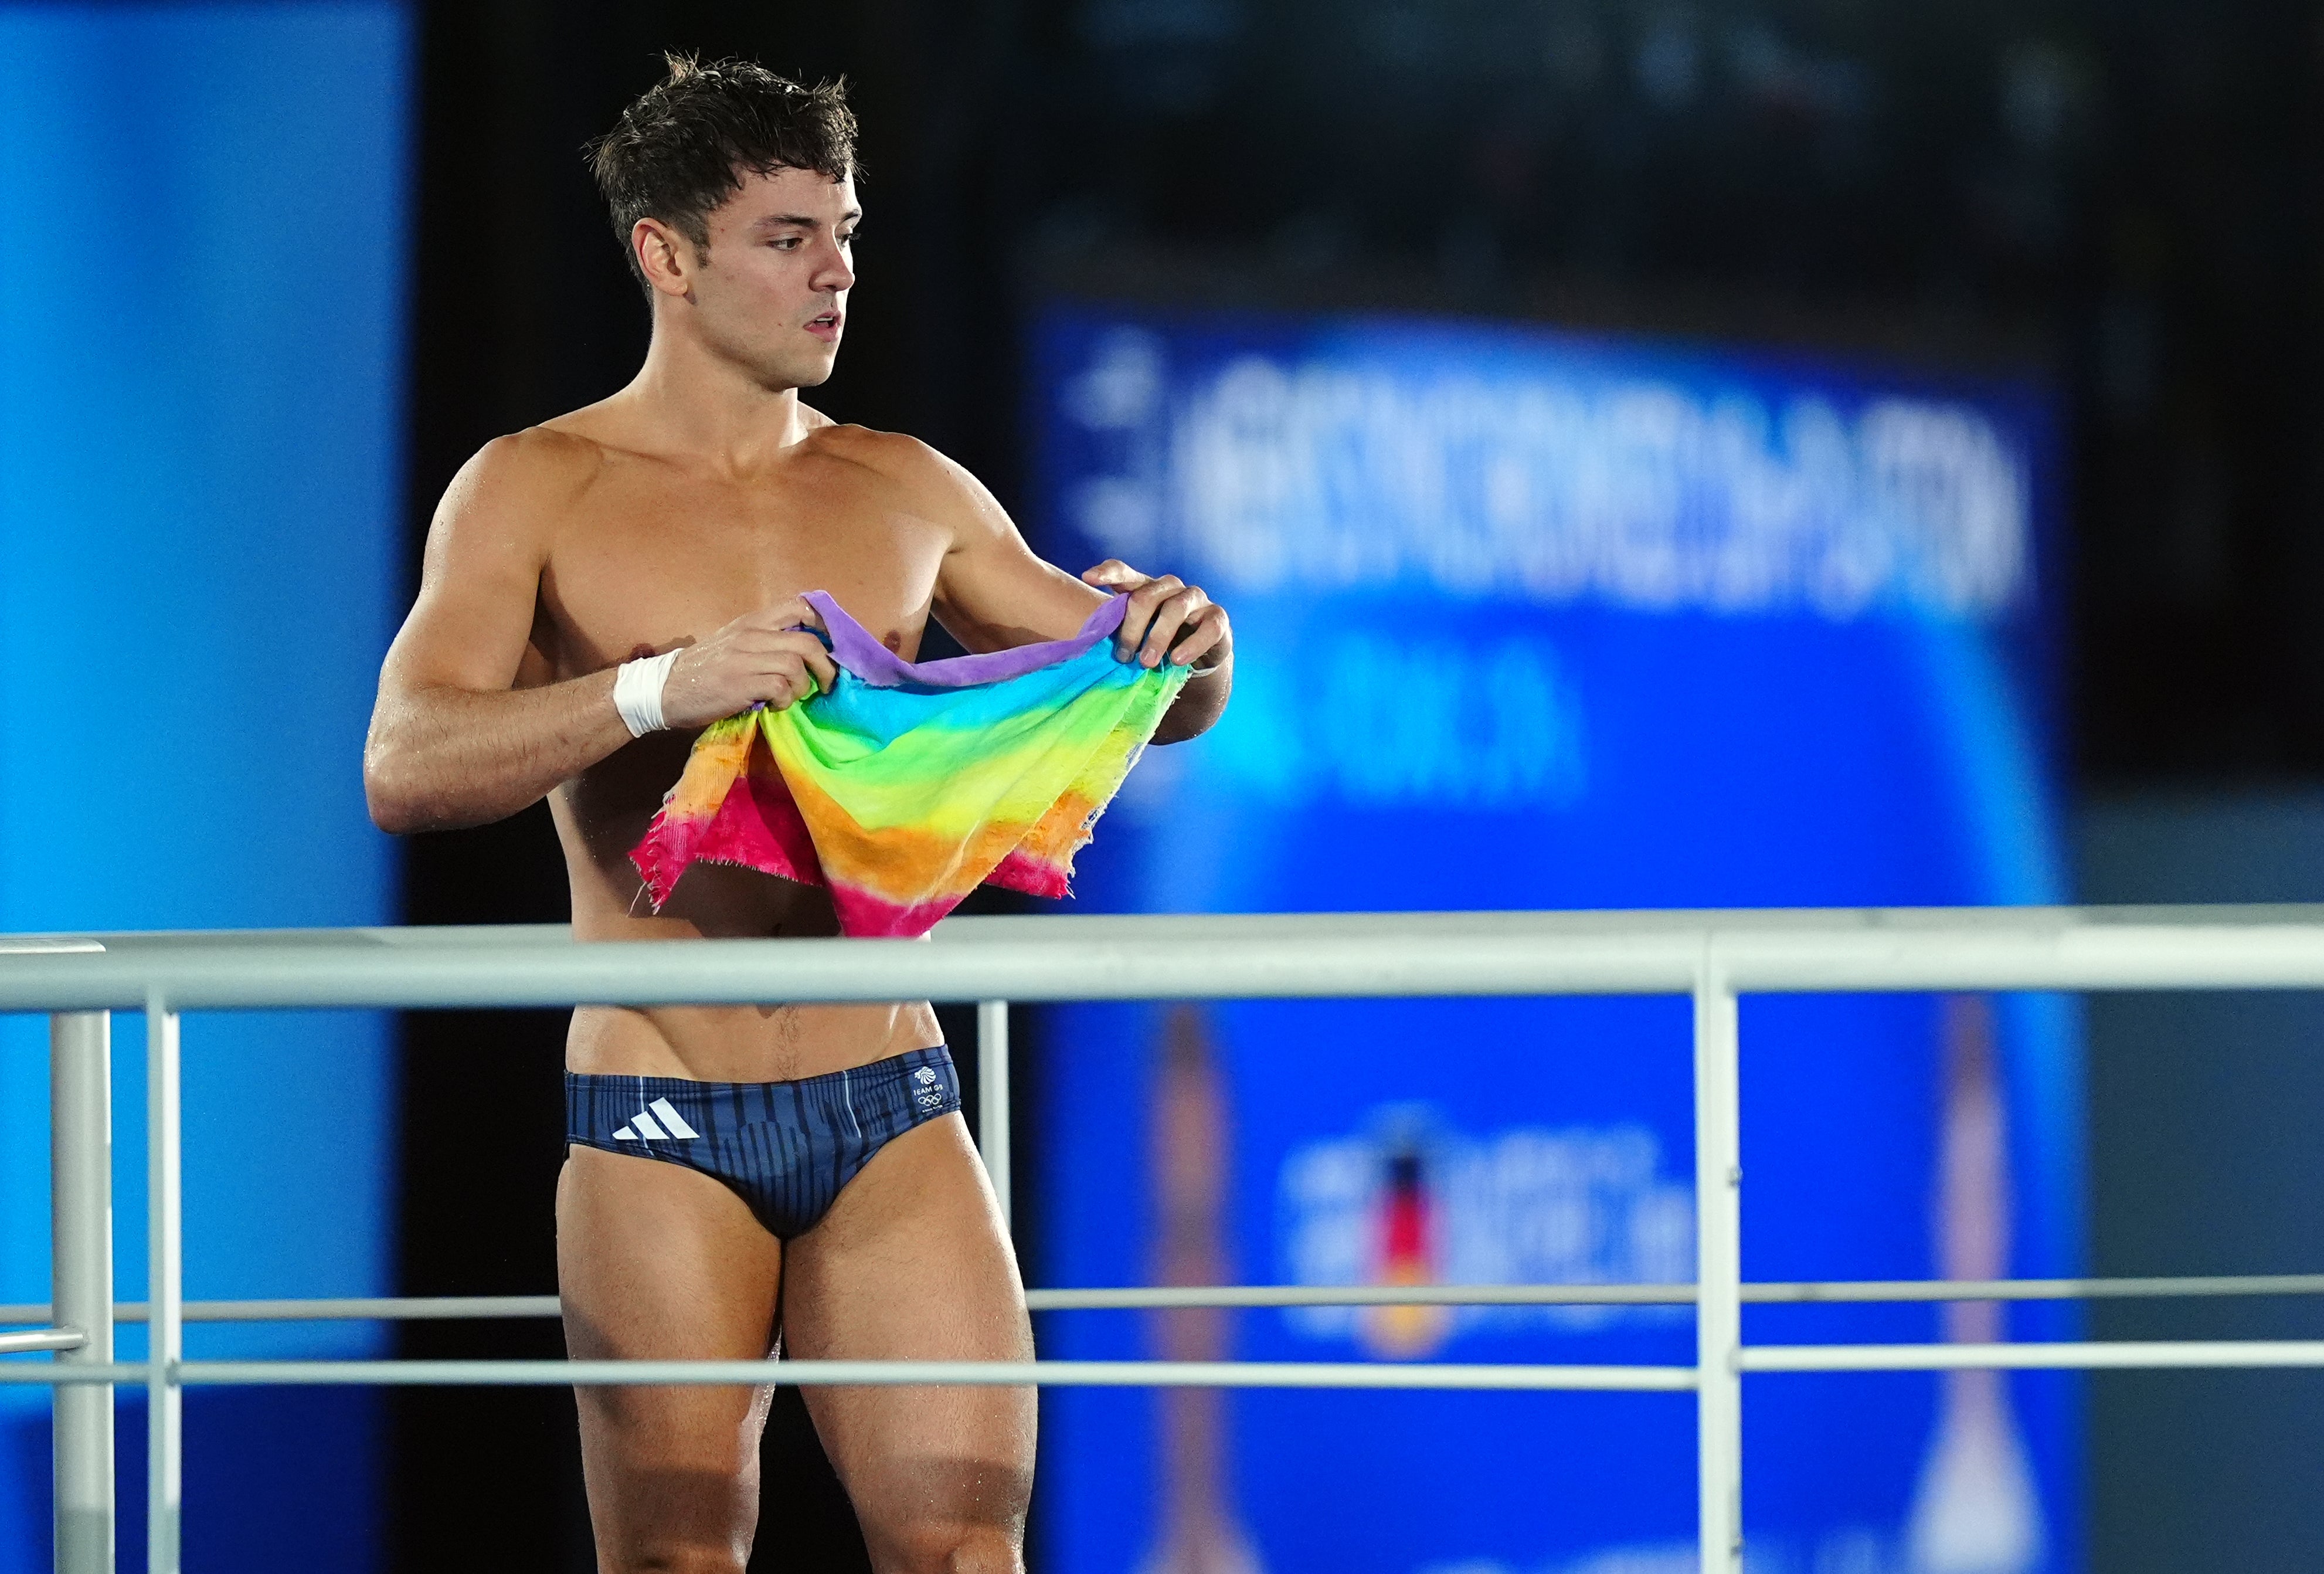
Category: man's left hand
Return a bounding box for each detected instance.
[1082,561,1233,673]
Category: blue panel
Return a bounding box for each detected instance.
[0,5,410,1569]
[1031,306,2084,1573]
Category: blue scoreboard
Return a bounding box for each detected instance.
[1030,306,2082,1573]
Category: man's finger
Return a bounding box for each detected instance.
[753,595,827,633]
[1168,610,1227,667]
[756,631,836,691]
[736,597,822,633]
[1140,588,1208,666]
[1112,602,1153,659]
[1114,575,1184,659]
[1082,559,1144,588]
[1167,628,1221,667]
[758,646,835,701]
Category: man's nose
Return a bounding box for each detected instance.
[816,241,855,293]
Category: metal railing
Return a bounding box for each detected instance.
[12,906,2324,1572]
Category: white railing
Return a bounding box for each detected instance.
[11,906,2324,1573]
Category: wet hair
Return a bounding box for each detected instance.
[586,53,858,290]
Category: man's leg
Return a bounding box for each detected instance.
[558,1145,783,1574]
[780,1112,1036,1574]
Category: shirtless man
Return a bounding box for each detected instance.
[362,57,1231,1574]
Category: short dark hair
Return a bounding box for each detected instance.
[586,54,858,289]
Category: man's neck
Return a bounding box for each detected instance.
[620,327,816,475]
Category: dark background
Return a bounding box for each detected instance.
[388,1,2324,1568]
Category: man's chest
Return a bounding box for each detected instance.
[536,470,950,673]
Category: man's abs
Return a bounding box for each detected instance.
[564,999,944,1085]
[552,782,943,1084]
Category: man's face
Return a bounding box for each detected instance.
[681,165,858,390]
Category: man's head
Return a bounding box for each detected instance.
[587,56,859,389]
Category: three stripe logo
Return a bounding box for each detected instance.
[613,1097,701,1142]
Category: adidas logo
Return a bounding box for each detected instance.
[613,1097,700,1142]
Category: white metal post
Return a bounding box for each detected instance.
[146,1005,182,1574]
[977,999,1011,1230]
[51,1011,113,1574]
[1694,962,1743,1573]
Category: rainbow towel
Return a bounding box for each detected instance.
[631,592,1190,938]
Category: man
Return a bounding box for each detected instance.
[364,56,1231,1574]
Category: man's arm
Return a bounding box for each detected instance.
[905,441,1234,745]
[363,435,836,834]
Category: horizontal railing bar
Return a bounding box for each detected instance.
[12,1274,2324,1329]
[0,924,1695,1012]
[1759,1274,2324,1303]
[0,1296,564,1326]
[1031,1274,2324,1308]
[0,1359,1699,1392]
[25,1338,2324,1385]
[0,1328,84,1354]
[1741,1341,2324,1371]
[21,907,2324,1012]
[1034,1285,1692,1308]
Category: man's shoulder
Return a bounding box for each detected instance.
[430,423,615,547]
[797,419,998,531]
[797,418,946,486]
[450,423,609,506]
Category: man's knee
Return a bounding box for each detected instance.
[596,1538,750,1574]
[591,1498,757,1574]
[874,1521,1022,1574]
[844,1447,1031,1574]
[580,1447,759,1574]
[610,1557,743,1574]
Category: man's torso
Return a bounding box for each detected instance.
[519,406,949,1082]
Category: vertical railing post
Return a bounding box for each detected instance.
[977,999,1011,1230]
[146,1003,182,1574]
[1694,955,1743,1574]
[51,1011,114,1574]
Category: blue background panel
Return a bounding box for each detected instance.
[0,5,410,1570]
[1031,305,2084,1574]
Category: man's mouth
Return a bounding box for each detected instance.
[805,311,843,343]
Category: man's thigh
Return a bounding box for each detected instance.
[558,1145,783,1570]
[781,1112,1035,1563]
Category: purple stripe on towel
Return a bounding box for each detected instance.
[801,591,1129,690]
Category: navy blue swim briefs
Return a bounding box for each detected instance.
[565,1046,961,1239]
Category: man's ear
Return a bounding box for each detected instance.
[633,217,695,299]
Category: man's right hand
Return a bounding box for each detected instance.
[658,596,839,730]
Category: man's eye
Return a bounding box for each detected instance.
[773,238,801,250]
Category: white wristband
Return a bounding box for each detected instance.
[613,650,681,738]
